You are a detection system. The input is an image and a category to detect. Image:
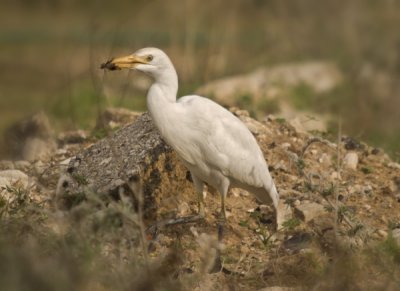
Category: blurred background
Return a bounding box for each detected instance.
[1,0,399,158]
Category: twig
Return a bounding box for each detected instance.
[127,179,150,270]
[334,118,342,239]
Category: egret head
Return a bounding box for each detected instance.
[101,47,174,80]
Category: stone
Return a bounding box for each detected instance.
[343,152,358,170]
[232,188,249,197]
[288,114,328,133]
[60,158,72,166]
[196,61,342,106]
[362,185,373,195]
[343,136,363,150]
[277,200,293,229]
[56,148,68,156]
[58,130,87,144]
[273,160,288,172]
[391,229,400,244]
[0,160,14,170]
[388,181,398,193]
[0,170,29,188]
[330,171,341,180]
[59,113,192,217]
[283,232,312,251]
[22,137,57,161]
[230,107,272,135]
[388,162,400,170]
[14,160,31,171]
[377,229,388,238]
[3,111,56,161]
[33,160,46,176]
[95,107,141,130]
[295,202,326,222]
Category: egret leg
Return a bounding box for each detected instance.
[192,174,205,218]
[220,192,226,221]
[209,179,229,273]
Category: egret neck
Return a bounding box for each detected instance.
[146,65,179,136]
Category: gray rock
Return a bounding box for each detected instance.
[3,111,56,161]
[0,170,29,188]
[277,200,293,230]
[14,160,31,171]
[196,62,341,129]
[343,152,358,170]
[196,61,342,105]
[295,202,326,222]
[95,107,142,130]
[388,162,400,170]
[58,130,87,144]
[230,107,272,135]
[22,137,57,161]
[60,158,72,167]
[33,160,46,176]
[59,113,192,216]
[392,228,400,244]
[377,229,388,238]
[288,114,328,133]
[0,160,14,170]
[309,213,335,249]
[283,232,312,251]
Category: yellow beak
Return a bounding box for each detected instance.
[100,54,148,70]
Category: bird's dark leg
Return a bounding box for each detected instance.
[209,183,229,273]
[197,190,205,218]
[193,174,206,219]
[208,214,225,273]
[146,214,205,244]
[209,190,240,275]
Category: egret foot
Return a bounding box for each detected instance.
[208,220,243,275]
[209,216,226,273]
[146,214,205,240]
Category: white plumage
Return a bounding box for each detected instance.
[104,47,279,221]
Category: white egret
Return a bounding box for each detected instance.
[102,47,280,226]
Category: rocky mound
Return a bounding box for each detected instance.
[0,107,399,290]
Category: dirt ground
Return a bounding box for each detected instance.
[1,108,400,290]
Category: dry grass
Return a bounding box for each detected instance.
[0,181,399,291]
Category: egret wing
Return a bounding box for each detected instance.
[177,95,269,188]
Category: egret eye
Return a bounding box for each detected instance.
[147,55,154,62]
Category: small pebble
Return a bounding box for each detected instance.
[14,160,30,171]
[364,204,371,211]
[377,229,388,238]
[343,152,358,170]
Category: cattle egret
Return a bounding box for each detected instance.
[101,48,280,227]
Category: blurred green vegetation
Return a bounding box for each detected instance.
[1,0,400,157]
